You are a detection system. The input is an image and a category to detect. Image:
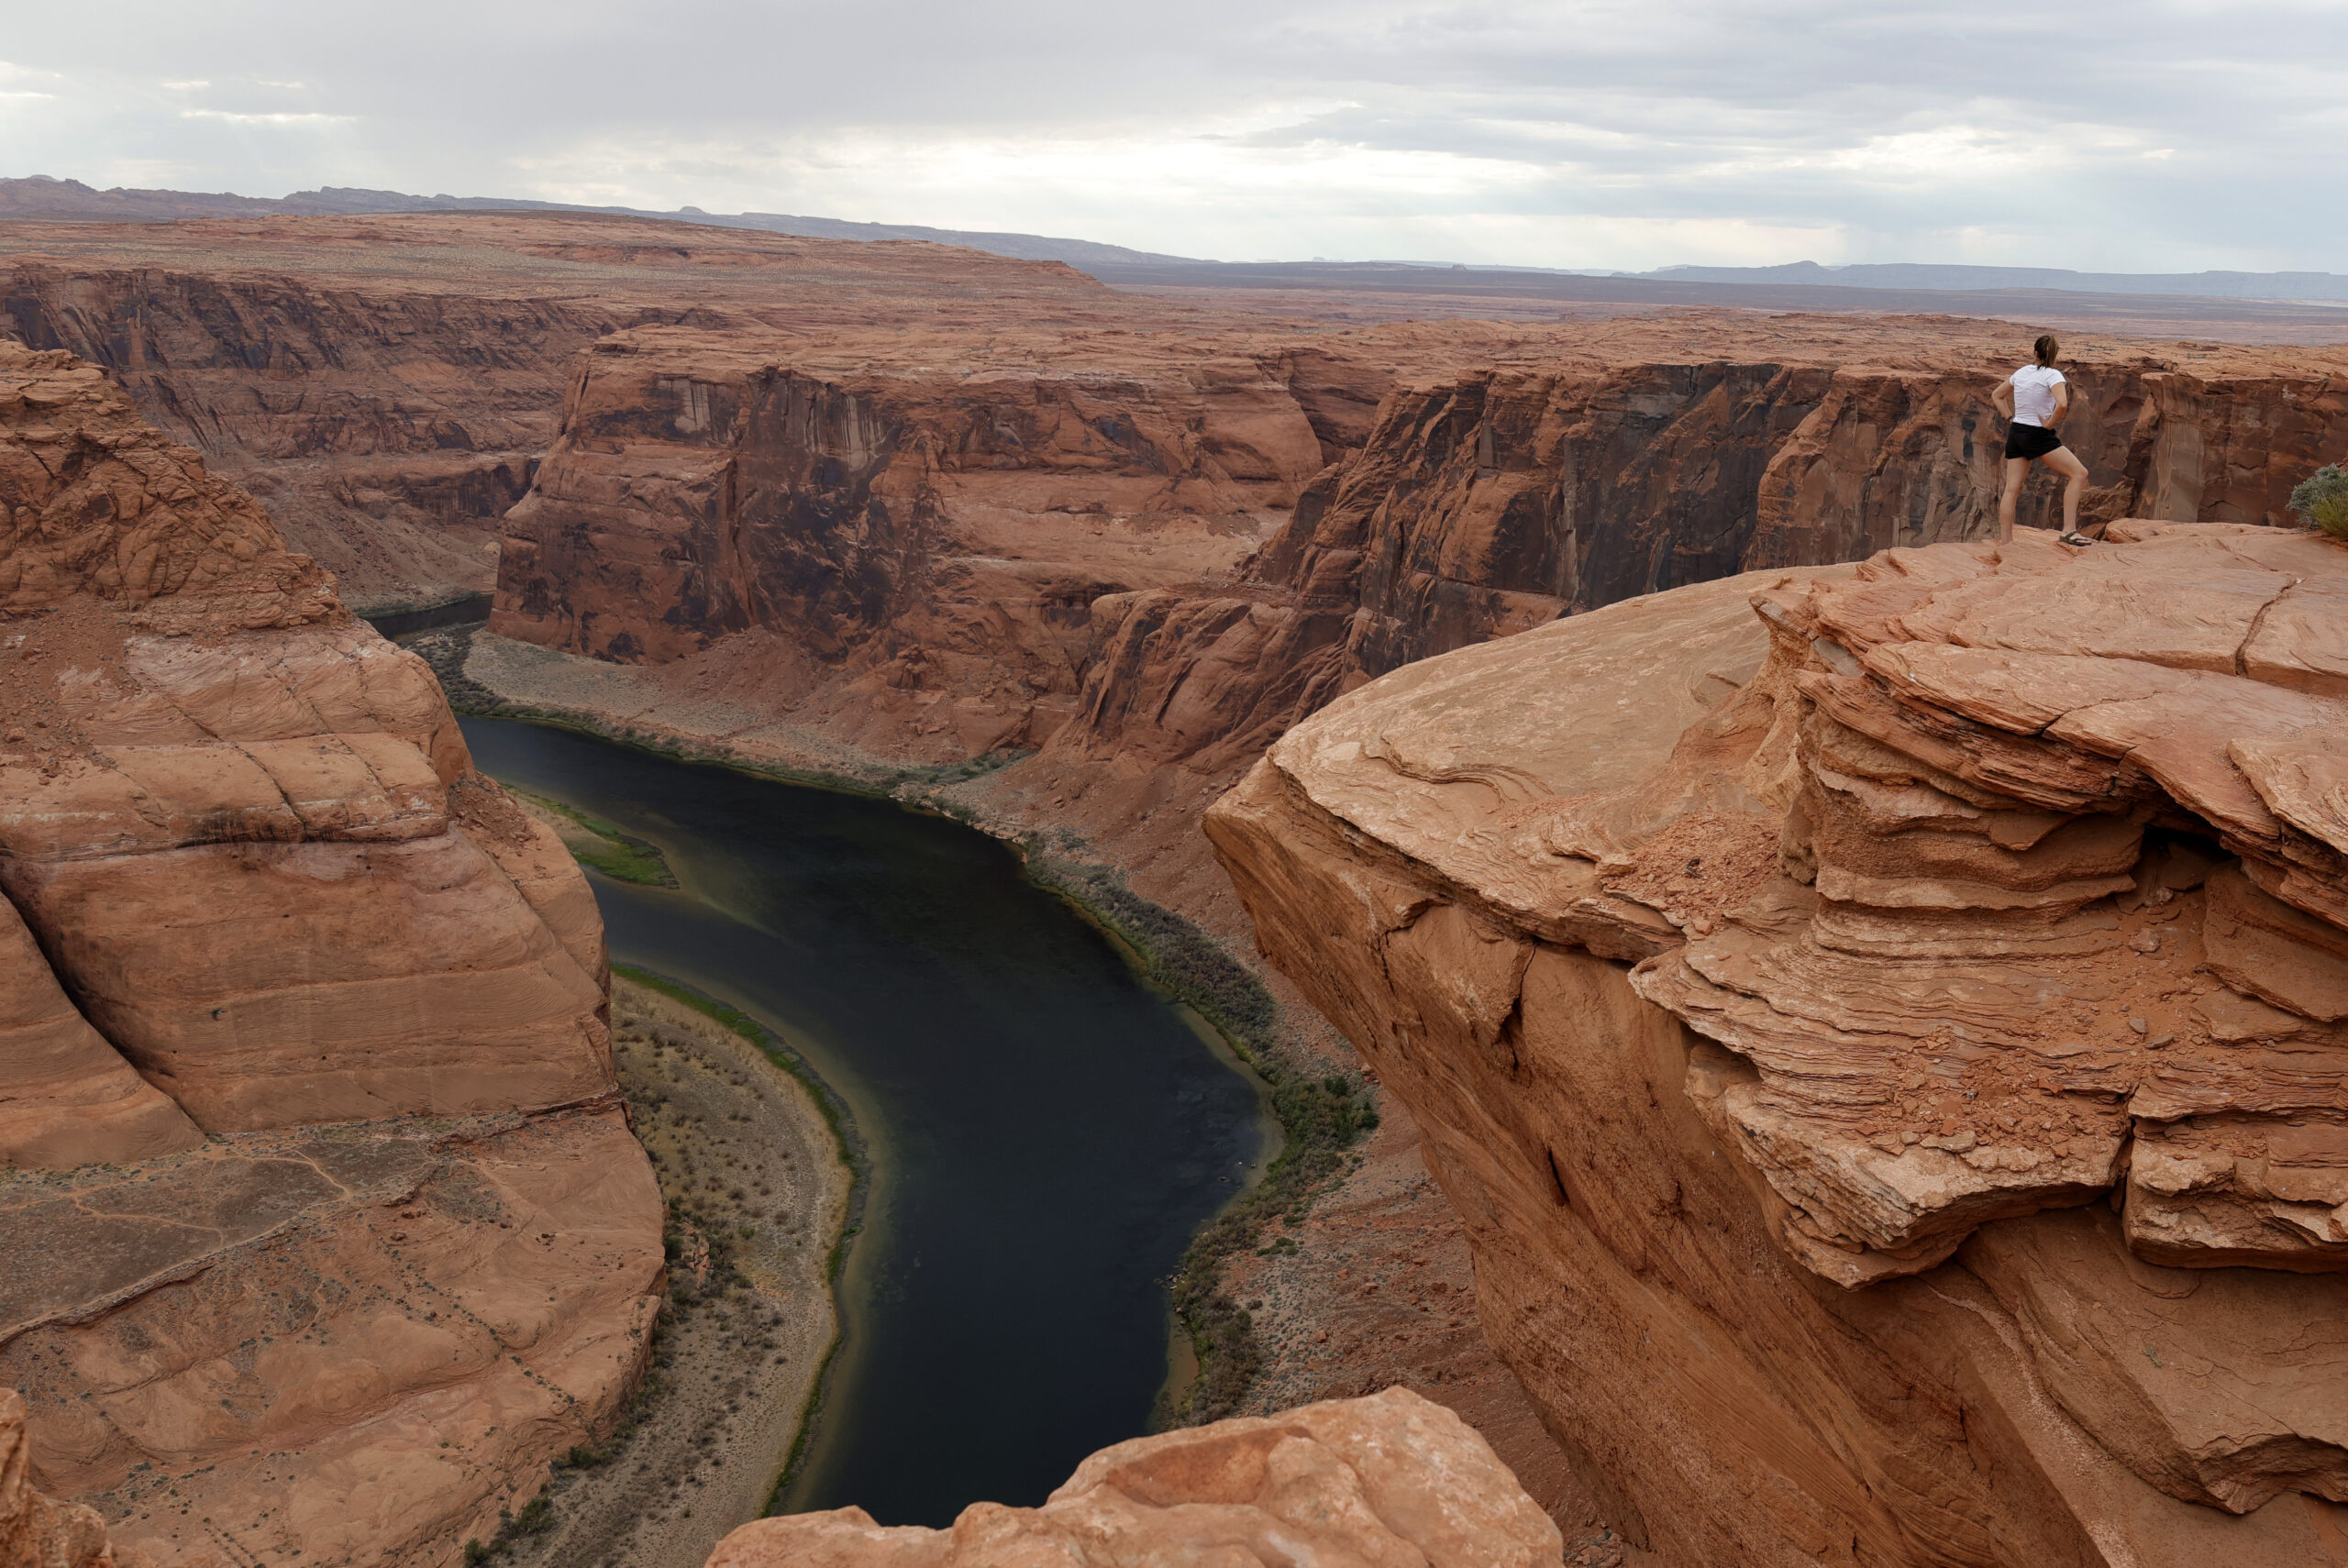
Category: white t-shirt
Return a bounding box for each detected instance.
[2010,364,2066,427]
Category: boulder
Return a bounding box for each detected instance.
[704,1387,1563,1568]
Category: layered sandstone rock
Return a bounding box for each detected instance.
[704,1387,1562,1568]
[1,1389,140,1568]
[0,341,663,1566]
[489,326,1335,757]
[1056,351,2348,782]
[1207,526,2348,1565]
[0,214,1135,611]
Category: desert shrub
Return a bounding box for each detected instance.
[2289,464,2348,540]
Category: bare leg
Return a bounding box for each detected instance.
[2043,445,2090,537]
[1999,456,2029,542]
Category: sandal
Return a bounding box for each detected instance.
[2058,531,2095,547]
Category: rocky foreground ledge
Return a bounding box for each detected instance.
[703,1386,1563,1568]
[1207,524,2348,1565]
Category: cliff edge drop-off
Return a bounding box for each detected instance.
[1207,524,2348,1565]
[11,212,2348,1565]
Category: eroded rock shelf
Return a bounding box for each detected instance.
[1207,525,2348,1565]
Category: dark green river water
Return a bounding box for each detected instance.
[458,718,1272,1527]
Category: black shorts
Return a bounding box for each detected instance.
[2004,423,2063,460]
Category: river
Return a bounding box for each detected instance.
[458,717,1274,1528]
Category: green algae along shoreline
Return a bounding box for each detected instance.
[484,968,858,1568]
[610,966,870,1515]
[412,624,1379,1428]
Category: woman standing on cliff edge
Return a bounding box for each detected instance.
[1993,334,2095,545]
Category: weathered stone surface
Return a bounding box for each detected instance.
[1208,527,2348,1564]
[0,1110,662,1568]
[703,1387,1562,1568]
[1049,350,2348,792]
[0,349,333,628]
[1,1388,142,1568]
[0,345,611,1133]
[492,332,1331,723]
[0,341,664,1568]
[0,896,198,1169]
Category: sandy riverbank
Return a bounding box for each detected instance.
[497,975,852,1568]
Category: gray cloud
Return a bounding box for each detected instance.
[3,1,2342,269]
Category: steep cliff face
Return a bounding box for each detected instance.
[704,1387,1564,1568]
[490,326,1360,756]
[1058,353,2348,778]
[0,213,1164,613]
[1205,525,2348,1566]
[1,258,613,611]
[0,343,663,1567]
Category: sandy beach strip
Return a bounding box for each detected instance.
[499,974,853,1568]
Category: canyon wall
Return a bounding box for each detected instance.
[0,258,616,610]
[0,214,1161,613]
[488,327,1344,756]
[1205,525,2348,1566]
[1055,355,2348,779]
[0,343,664,1567]
[490,319,2348,795]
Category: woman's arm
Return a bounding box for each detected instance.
[2047,381,2071,430]
[1993,380,2014,418]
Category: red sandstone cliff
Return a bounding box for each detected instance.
[482,312,2348,799]
[1205,525,2348,1565]
[1056,348,2348,782]
[0,343,664,1567]
[486,326,1366,756]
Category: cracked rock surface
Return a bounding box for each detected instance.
[1208,525,2348,1565]
[1,342,664,1567]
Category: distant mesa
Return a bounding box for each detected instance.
[5,173,2345,304]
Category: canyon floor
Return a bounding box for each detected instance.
[404,623,1610,1525]
[497,976,850,1568]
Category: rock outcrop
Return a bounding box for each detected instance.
[0,341,664,1566]
[489,326,1337,756]
[703,1387,1563,1568]
[1206,525,2348,1565]
[2,1389,140,1568]
[1058,352,2348,781]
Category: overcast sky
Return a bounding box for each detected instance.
[4,1,2343,271]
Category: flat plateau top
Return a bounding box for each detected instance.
[8,212,2347,380]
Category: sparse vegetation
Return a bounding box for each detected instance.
[2290,463,2348,540]
[1011,847,1379,1426]
[408,654,1371,1426]
[510,788,678,887]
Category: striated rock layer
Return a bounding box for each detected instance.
[0,341,663,1567]
[1061,347,2348,788]
[1206,525,2348,1565]
[482,308,2348,815]
[2,1388,141,1568]
[703,1387,1563,1568]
